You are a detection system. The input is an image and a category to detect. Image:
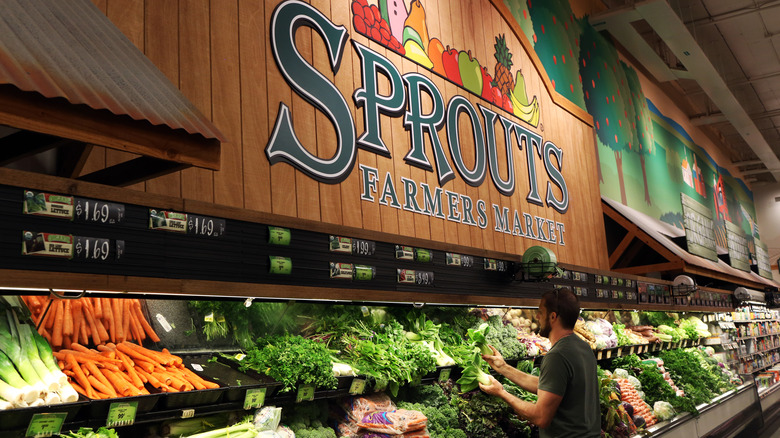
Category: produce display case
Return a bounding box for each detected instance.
[0,290,765,438]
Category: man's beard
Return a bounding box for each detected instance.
[539,316,551,338]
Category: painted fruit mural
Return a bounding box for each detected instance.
[350,0,541,126]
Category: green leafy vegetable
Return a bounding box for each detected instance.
[338,321,436,397]
[58,427,119,438]
[237,334,337,393]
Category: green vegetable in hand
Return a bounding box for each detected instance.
[467,322,492,356]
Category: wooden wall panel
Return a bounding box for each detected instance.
[210,0,243,208]
[180,0,215,203]
[99,0,610,270]
[266,0,297,218]
[144,0,181,197]
[104,0,145,192]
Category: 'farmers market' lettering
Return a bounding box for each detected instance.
[265,1,568,215]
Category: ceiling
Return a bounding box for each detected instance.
[593,0,780,185]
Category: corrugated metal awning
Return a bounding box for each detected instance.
[603,196,779,289]
[0,0,224,141]
[0,0,223,184]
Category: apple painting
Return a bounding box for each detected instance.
[458,50,483,95]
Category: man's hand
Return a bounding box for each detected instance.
[479,375,504,396]
[482,345,507,372]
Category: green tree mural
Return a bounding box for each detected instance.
[522,0,585,108]
[621,61,654,205]
[579,25,633,204]
[504,0,535,44]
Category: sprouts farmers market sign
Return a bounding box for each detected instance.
[265,1,571,246]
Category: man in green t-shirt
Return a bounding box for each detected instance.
[479,287,601,437]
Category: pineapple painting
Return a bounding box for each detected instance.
[492,34,515,96]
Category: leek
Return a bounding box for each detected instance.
[0,343,39,403]
[17,323,60,391]
[0,376,25,405]
[31,324,78,401]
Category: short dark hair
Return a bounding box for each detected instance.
[541,287,580,329]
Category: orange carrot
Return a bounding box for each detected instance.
[93,297,103,319]
[65,354,95,399]
[86,371,117,398]
[51,300,64,347]
[63,300,73,337]
[78,315,89,345]
[112,299,124,343]
[104,369,137,396]
[43,298,56,330]
[116,351,143,388]
[71,300,83,342]
[133,300,160,343]
[179,367,220,389]
[133,367,148,384]
[122,300,132,343]
[115,343,159,367]
[128,305,144,342]
[81,300,102,345]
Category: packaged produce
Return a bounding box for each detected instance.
[653,401,676,422]
[616,378,657,427]
[357,409,428,434]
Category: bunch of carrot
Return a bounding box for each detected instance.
[21,296,160,349]
[55,341,219,399]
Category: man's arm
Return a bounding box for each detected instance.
[482,345,539,394]
[480,376,563,429]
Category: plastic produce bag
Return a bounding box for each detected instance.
[257,432,281,438]
[653,401,676,422]
[255,406,283,431]
[275,426,295,438]
[339,393,396,423]
[357,409,427,434]
[359,429,430,438]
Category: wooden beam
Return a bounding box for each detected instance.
[57,142,94,178]
[613,261,684,276]
[77,156,189,186]
[603,202,679,261]
[0,130,76,165]
[609,231,636,267]
[0,85,220,170]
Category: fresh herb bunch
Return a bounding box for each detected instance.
[338,321,436,397]
[611,354,698,416]
[660,349,727,406]
[238,334,337,393]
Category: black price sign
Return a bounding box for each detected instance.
[415,270,434,286]
[73,236,121,262]
[74,197,125,225]
[352,239,376,256]
[446,253,474,267]
[187,214,226,238]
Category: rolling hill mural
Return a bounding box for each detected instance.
[503,0,760,258]
[353,0,762,265]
